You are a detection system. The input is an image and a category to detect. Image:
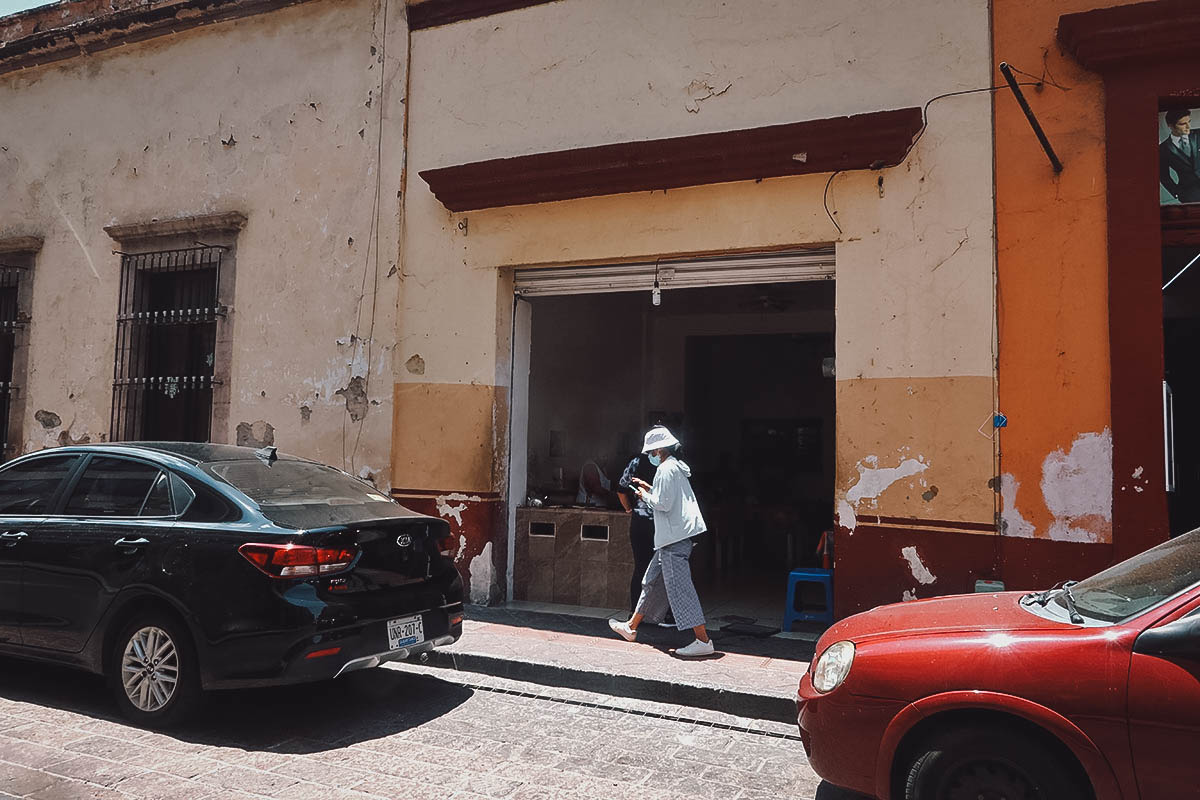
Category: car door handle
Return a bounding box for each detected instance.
[114,537,149,548]
[0,531,27,546]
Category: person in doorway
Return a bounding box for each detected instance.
[1160,108,1200,203]
[609,426,714,658]
[617,450,658,613]
[576,456,612,507]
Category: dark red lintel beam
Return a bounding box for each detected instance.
[407,0,561,31]
[419,107,923,212]
[1058,0,1200,72]
[0,0,319,76]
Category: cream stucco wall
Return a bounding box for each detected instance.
[0,0,405,486]
[398,0,997,534]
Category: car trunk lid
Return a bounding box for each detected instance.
[304,516,451,592]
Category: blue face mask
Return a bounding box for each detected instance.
[648,454,662,467]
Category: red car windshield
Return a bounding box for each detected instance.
[1058,529,1200,623]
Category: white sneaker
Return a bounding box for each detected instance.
[609,618,637,642]
[675,638,715,658]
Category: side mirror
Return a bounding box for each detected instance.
[1134,615,1200,657]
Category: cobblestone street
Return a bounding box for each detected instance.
[0,657,862,800]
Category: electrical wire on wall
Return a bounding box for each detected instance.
[818,64,1066,559]
[823,171,843,236]
[821,70,1058,238]
[344,0,393,478]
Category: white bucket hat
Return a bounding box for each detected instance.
[641,425,680,453]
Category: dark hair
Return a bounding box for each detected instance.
[1166,108,1193,127]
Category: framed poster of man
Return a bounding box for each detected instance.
[1160,106,1200,205]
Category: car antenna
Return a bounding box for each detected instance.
[255,446,278,465]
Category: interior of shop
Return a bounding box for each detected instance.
[1163,245,1200,536]
[518,280,836,629]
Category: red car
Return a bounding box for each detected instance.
[797,531,1200,800]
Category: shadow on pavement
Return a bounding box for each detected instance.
[0,654,472,752]
[469,605,818,662]
[642,641,727,661]
[815,782,874,799]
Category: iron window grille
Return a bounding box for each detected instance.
[0,265,25,454]
[111,246,227,443]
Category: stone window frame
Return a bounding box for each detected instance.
[0,236,40,456]
[103,213,246,445]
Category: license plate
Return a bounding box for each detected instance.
[387,615,424,650]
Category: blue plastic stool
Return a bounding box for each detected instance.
[783,568,834,630]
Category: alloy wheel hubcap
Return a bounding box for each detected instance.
[120,626,179,713]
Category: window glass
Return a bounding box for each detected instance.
[63,457,164,517]
[0,455,80,515]
[179,479,239,523]
[140,472,173,516]
[204,459,400,528]
[1057,529,1200,622]
[169,473,196,516]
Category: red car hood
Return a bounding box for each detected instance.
[824,591,1071,645]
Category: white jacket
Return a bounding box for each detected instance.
[642,457,707,549]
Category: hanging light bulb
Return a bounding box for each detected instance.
[651,258,662,306]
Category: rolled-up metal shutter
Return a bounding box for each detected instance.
[513,247,835,297]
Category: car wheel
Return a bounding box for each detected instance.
[903,727,1087,800]
[108,613,200,728]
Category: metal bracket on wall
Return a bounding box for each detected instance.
[999,62,1063,174]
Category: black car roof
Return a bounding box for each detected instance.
[61,442,306,466]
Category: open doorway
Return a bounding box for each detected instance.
[510,271,836,629]
[1163,245,1200,536]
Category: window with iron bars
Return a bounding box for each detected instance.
[111,246,226,442]
[0,264,25,454]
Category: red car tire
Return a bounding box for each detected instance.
[902,726,1089,800]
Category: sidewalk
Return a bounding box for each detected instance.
[416,604,825,724]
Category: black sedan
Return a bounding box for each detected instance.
[0,442,464,727]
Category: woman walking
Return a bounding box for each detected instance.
[609,425,714,658]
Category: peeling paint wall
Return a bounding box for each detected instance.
[469,541,494,605]
[836,377,996,533]
[0,0,403,485]
[991,0,1131,545]
[838,455,931,534]
[900,546,937,585]
[401,0,996,602]
[1041,429,1113,543]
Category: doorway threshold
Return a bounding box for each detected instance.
[494,600,826,642]
[505,599,626,620]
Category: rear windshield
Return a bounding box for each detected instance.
[204,459,405,528]
[1056,529,1200,623]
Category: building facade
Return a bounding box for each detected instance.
[1,0,1180,617]
[0,0,404,492]
[988,0,1192,596]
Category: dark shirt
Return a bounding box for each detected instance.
[618,453,657,519]
[1160,131,1200,203]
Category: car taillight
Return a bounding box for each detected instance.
[305,647,342,659]
[438,532,456,558]
[238,543,358,578]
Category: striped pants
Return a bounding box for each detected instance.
[634,539,705,630]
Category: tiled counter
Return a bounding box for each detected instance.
[513,507,633,608]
